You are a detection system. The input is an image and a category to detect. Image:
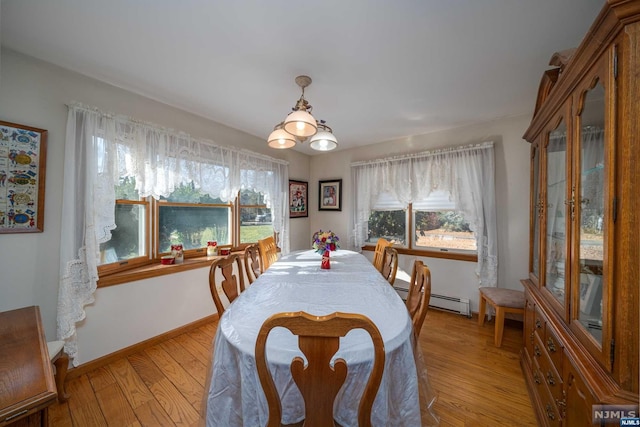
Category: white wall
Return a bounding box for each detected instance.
[309,116,532,312]
[0,47,532,365]
[0,48,310,364]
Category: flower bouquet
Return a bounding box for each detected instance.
[312,230,339,269]
[312,230,340,253]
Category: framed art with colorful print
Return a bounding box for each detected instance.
[289,180,308,218]
[0,120,48,233]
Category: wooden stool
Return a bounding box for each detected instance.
[47,340,70,403]
[478,287,525,347]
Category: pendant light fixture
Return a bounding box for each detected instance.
[267,75,338,151]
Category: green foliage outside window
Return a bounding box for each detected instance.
[161,181,222,204]
[415,211,471,232]
[368,209,474,250]
[115,176,139,200]
[367,210,406,244]
[157,182,229,251]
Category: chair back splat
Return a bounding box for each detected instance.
[244,244,262,284]
[255,311,385,427]
[258,235,278,272]
[380,247,399,286]
[208,254,245,316]
[406,260,432,337]
[372,238,392,272]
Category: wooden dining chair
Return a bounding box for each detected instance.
[372,238,392,272]
[258,235,278,272]
[208,254,246,316]
[380,247,399,286]
[244,244,262,284]
[255,311,385,427]
[406,260,432,338]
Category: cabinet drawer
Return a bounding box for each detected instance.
[1,409,44,427]
[524,299,536,357]
[544,325,564,375]
[532,357,562,427]
[539,379,562,427]
[534,305,545,335]
[534,332,563,405]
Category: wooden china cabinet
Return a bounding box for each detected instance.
[521,1,639,426]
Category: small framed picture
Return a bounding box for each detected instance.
[319,179,342,211]
[289,180,308,218]
[0,120,48,233]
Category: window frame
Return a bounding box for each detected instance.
[98,189,274,279]
[364,203,478,262]
[97,198,151,276]
[155,197,233,258]
[236,191,271,249]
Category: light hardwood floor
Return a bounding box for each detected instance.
[47,309,536,426]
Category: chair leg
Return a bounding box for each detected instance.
[53,351,70,403]
[478,293,487,326]
[494,307,506,347]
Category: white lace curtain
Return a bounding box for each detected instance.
[351,142,498,287]
[58,103,289,364]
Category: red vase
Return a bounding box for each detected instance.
[321,250,331,269]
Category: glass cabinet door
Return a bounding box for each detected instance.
[544,119,568,307]
[576,82,606,346]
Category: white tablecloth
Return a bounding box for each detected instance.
[205,249,438,426]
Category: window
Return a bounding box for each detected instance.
[98,177,149,273]
[367,210,406,245]
[366,190,476,253]
[239,189,273,244]
[413,190,476,252]
[366,191,406,245]
[98,179,273,273]
[413,210,476,252]
[352,142,496,285]
[158,182,232,254]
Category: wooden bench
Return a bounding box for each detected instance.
[478,287,525,347]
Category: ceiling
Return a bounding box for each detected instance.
[1,0,604,155]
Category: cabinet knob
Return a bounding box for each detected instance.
[533,371,542,384]
[546,371,556,386]
[546,404,556,420]
[534,345,541,357]
[547,337,557,353]
[535,319,542,329]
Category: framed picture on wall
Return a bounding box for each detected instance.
[319,179,342,211]
[0,120,48,233]
[289,180,308,218]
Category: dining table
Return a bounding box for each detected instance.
[204,249,439,427]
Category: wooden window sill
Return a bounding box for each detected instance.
[361,245,477,262]
[97,254,235,288]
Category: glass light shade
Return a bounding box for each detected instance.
[267,128,296,149]
[309,130,338,151]
[283,110,318,137]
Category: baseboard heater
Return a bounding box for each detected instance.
[396,287,471,317]
[429,294,471,317]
